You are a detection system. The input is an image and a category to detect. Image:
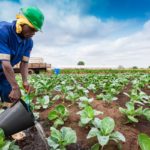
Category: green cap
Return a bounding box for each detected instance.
[21,6,44,31]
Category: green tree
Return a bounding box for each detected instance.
[77,61,85,66]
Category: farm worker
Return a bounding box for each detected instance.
[0,6,44,103]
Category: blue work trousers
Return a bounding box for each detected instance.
[0,73,12,102]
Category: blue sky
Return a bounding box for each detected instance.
[0,0,150,68]
[10,0,150,20]
[86,0,150,20]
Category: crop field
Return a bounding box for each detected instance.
[0,72,150,150]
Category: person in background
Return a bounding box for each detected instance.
[0,6,44,103]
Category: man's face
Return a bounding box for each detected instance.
[21,24,38,38]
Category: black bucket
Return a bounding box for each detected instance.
[0,100,35,136]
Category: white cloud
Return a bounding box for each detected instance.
[0,0,150,68]
[0,1,20,21]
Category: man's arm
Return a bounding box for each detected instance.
[2,61,19,88]
[20,61,28,84]
[20,61,31,92]
[2,61,21,100]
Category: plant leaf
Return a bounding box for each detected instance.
[47,137,59,149]
[97,135,109,146]
[143,108,150,121]
[1,141,11,150]
[128,116,138,123]
[110,131,126,142]
[54,119,64,128]
[61,127,77,145]
[138,133,150,150]
[50,127,62,142]
[87,128,99,139]
[55,105,66,114]
[126,102,134,111]
[91,143,100,150]
[100,117,115,135]
[48,110,58,120]
[92,118,101,129]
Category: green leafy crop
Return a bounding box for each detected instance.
[119,102,143,123]
[77,106,103,126]
[48,105,69,128]
[0,128,20,150]
[47,127,77,150]
[138,133,150,150]
[87,117,125,150]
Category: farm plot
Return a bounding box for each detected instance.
[1,73,150,150]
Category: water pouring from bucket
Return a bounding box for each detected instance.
[0,99,49,149]
[0,99,35,136]
[34,121,49,150]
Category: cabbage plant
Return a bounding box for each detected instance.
[124,89,150,105]
[78,96,94,108]
[96,93,118,103]
[119,102,143,123]
[66,91,79,104]
[0,128,20,150]
[87,117,125,150]
[48,105,69,128]
[77,106,103,126]
[35,95,50,110]
[47,127,77,150]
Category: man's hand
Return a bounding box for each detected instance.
[2,61,21,102]
[9,86,21,102]
[23,81,34,93]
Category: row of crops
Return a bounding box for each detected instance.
[0,73,150,150]
[54,68,150,74]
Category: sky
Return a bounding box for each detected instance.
[0,0,150,68]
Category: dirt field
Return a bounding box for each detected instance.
[17,83,150,150]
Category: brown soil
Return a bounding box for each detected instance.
[142,86,150,95]
[17,126,48,150]
[15,84,150,150]
[115,83,132,107]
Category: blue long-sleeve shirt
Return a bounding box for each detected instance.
[0,21,33,74]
